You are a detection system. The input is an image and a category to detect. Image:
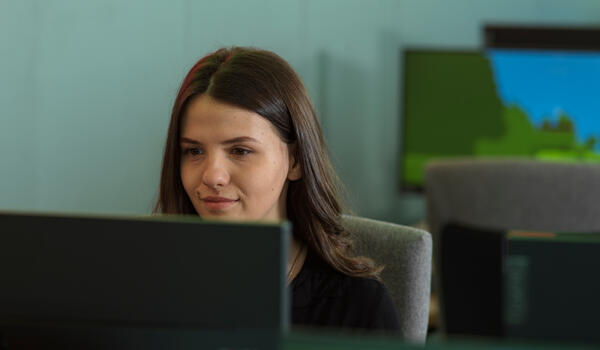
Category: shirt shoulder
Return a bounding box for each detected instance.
[291,252,399,331]
[343,276,400,330]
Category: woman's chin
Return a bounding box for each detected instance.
[199,214,242,222]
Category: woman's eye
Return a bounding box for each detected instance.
[183,147,203,156]
[231,148,252,156]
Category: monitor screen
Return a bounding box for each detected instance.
[400,48,600,191]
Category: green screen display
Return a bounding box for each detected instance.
[401,49,600,190]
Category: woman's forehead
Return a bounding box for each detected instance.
[181,95,281,143]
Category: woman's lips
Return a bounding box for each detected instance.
[201,196,239,211]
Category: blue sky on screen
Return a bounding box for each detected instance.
[487,49,600,143]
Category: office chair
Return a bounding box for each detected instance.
[425,158,600,334]
[342,215,432,343]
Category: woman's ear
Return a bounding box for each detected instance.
[287,144,302,181]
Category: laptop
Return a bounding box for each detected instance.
[0,211,291,349]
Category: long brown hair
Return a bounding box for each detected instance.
[155,47,381,279]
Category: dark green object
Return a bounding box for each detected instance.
[0,211,290,350]
[505,233,600,343]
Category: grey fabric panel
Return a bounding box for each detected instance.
[426,159,600,238]
[424,158,600,333]
[342,215,432,343]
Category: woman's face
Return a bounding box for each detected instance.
[180,94,300,221]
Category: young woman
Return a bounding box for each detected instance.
[155,47,399,331]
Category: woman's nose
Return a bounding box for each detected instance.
[201,154,230,189]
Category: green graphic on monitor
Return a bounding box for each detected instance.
[401,49,600,190]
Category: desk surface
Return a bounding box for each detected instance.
[284,332,600,350]
[1,327,598,350]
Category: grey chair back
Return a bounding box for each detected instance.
[426,159,600,238]
[342,215,432,343]
[425,158,600,332]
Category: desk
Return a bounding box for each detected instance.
[284,332,600,350]
[2,327,599,349]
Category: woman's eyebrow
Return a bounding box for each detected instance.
[222,136,262,145]
[179,136,262,145]
[180,137,201,144]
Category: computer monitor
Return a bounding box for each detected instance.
[440,223,600,344]
[0,211,291,350]
[400,26,600,191]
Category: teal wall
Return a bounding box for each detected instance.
[2,0,599,223]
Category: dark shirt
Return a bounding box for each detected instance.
[291,251,400,331]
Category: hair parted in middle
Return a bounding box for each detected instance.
[155,47,382,280]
